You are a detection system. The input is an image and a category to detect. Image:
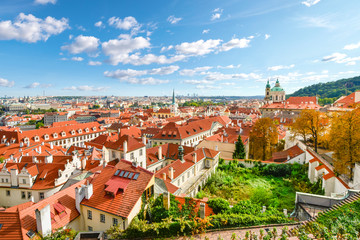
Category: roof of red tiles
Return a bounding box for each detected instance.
[81,160,154,218]
[104,135,145,152]
[261,96,321,110]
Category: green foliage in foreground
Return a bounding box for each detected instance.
[41,228,77,240]
[196,161,323,211]
[293,199,360,239]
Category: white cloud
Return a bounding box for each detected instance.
[102,35,151,65]
[0,78,14,87]
[344,41,360,50]
[88,61,102,66]
[160,45,173,53]
[265,34,270,40]
[179,66,213,76]
[302,0,321,7]
[196,85,221,89]
[24,82,40,88]
[71,56,84,61]
[205,72,261,81]
[124,77,169,85]
[211,13,221,21]
[219,38,251,51]
[61,35,100,54]
[104,65,179,80]
[167,15,182,24]
[217,64,241,69]
[183,79,214,85]
[63,85,109,91]
[202,29,210,34]
[346,61,356,66]
[211,8,223,21]
[175,39,221,56]
[322,52,347,62]
[300,16,334,29]
[94,21,103,28]
[34,0,56,5]
[108,16,140,30]
[0,13,69,43]
[268,64,295,71]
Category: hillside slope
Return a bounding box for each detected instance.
[290,76,360,99]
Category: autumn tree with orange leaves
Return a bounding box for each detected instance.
[330,108,360,180]
[291,110,327,153]
[249,118,278,161]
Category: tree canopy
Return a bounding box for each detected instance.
[233,135,246,159]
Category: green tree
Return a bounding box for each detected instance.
[233,135,246,159]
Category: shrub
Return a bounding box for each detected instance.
[262,164,292,177]
[208,198,230,214]
[250,187,273,206]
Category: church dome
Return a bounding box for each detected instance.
[271,86,284,92]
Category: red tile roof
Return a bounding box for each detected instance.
[81,160,154,218]
[104,135,145,152]
[261,96,321,110]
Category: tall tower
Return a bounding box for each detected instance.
[170,89,178,115]
[264,80,271,101]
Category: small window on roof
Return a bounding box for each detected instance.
[114,170,120,176]
[26,230,36,238]
[124,172,129,178]
[119,171,125,177]
[128,172,134,179]
[186,131,190,135]
[133,173,140,180]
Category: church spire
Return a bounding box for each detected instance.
[172,89,175,105]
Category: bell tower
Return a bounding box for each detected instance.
[264,80,271,101]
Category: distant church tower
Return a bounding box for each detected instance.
[170,89,178,114]
[264,79,286,103]
[264,80,271,101]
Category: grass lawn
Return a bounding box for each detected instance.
[196,161,323,212]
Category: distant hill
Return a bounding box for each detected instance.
[290,76,360,99]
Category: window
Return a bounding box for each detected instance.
[130,153,134,160]
[6,190,10,196]
[113,218,118,226]
[100,214,105,223]
[5,178,8,183]
[187,171,190,178]
[139,149,143,156]
[88,226,93,231]
[1,178,3,183]
[27,192,31,199]
[112,151,116,158]
[21,191,26,199]
[22,179,26,184]
[39,192,45,200]
[87,210,92,220]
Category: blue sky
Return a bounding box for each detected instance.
[1,0,360,97]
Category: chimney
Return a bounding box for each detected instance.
[162,172,166,180]
[142,135,146,145]
[215,145,218,151]
[20,142,23,148]
[85,182,93,200]
[50,142,53,149]
[10,168,18,187]
[158,146,162,160]
[45,155,53,164]
[82,157,86,170]
[27,142,30,147]
[169,167,174,179]
[35,205,52,237]
[221,135,223,142]
[38,146,41,154]
[193,152,197,164]
[123,140,128,154]
[75,186,84,212]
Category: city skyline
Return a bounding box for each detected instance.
[1,0,360,96]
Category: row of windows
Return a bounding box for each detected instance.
[1,178,28,184]
[87,210,121,226]
[5,190,44,199]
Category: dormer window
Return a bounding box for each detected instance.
[61,132,66,137]
[24,137,29,143]
[78,129,82,134]
[100,126,104,130]
[71,130,75,135]
[92,127,97,131]
[34,136,40,142]
[85,128,89,133]
[53,133,58,138]
[44,134,49,140]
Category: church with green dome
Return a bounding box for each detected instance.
[264,79,286,103]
